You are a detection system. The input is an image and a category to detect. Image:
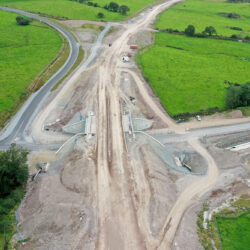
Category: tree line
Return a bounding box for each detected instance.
[0,144,29,247]
[160,24,250,41]
[184,25,217,37]
[228,0,250,3]
[70,0,130,18]
[226,81,250,109]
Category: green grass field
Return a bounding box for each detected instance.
[197,198,250,250]
[138,33,250,115]
[157,0,250,37]
[0,0,159,21]
[216,212,250,250]
[138,0,250,116]
[0,10,62,122]
[0,188,24,249]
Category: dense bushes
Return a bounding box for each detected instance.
[0,187,24,249]
[230,26,243,31]
[184,25,195,36]
[227,12,241,19]
[105,2,119,12]
[228,0,250,2]
[173,107,222,120]
[104,2,130,15]
[159,24,250,42]
[0,144,29,197]
[184,25,217,37]
[203,26,217,36]
[70,0,101,8]
[119,5,130,15]
[97,12,104,18]
[219,12,241,19]
[172,82,250,119]
[226,82,250,108]
[164,25,218,37]
[16,16,31,26]
[70,0,130,15]
[0,188,23,233]
[0,144,28,247]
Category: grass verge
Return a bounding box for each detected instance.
[197,197,250,250]
[81,23,105,31]
[0,188,24,249]
[28,32,70,92]
[0,10,70,128]
[238,106,250,116]
[52,46,84,91]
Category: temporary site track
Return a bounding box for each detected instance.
[94,0,219,249]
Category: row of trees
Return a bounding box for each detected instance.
[164,24,250,41]
[184,25,217,37]
[226,82,250,108]
[70,0,130,16]
[71,0,99,5]
[228,0,250,2]
[104,2,130,15]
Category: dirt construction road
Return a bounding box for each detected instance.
[157,139,219,249]
[93,0,219,249]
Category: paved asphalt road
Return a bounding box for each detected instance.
[152,122,250,144]
[0,121,247,151]
[0,6,79,145]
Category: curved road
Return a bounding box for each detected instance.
[0,6,79,145]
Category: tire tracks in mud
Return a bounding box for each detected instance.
[157,139,219,249]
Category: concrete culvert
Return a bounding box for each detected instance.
[152,142,207,175]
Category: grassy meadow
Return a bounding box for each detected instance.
[0,0,159,21]
[157,0,250,37]
[197,198,250,250]
[217,212,250,250]
[0,10,62,125]
[138,33,250,115]
[138,0,250,116]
